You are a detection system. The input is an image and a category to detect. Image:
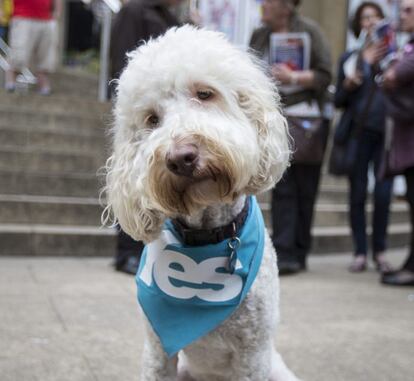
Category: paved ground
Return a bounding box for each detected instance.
[0,250,413,381]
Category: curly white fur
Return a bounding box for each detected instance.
[104,25,300,381]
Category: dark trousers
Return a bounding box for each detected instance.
[114,227,144,269]
[271,163,322,266]
[404,167,414,271]
[348,130,393,256]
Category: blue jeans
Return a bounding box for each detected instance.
[349,129,393,256]
[0,27,7,41]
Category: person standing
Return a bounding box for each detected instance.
[5,0,61,95]
[110,0,183,84]
[381,0,414,286]
[109,0,184,274]
[334,2,393,273]
[0,0,12,41]
[249,0,332,274]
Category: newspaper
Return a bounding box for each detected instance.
[284,100,321,118]
[372,19,398,70]
[270,32,311,94]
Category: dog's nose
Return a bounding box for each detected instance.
[166,144,199,177]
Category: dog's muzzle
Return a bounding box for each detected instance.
[165,143,199,177]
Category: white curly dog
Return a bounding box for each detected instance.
[105,25,300,381]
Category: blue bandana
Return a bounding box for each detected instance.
[136,196,264,357]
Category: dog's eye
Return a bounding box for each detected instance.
[145,113,160,127]
[197,90,214,101]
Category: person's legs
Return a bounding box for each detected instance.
[348,132,371,270]
[382,167,414,285]
[295,163,323,270]
[372,133,393,271]
[272,165,300,274]
[402,167,414,271]
[115,226,145,275]
[35,20,58,94]
[6,18,35,90]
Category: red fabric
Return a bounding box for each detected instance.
[13,0,54,20]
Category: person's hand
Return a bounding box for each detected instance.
[271,63,295,85]
[382,66,397,90]
[362,41,388,65]
[189,9,202,26]
[343,72,363,91]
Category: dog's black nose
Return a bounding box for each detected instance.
[166,144,199,177]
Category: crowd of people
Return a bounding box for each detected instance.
[108,0,414,287]
[1,0,61,95]
[1,0,413,286]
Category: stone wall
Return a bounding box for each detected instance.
[299,0,348,73]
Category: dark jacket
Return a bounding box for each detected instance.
[333,51,386,143]
[249,12,332,107]
[110,0,180,79]
[386,36,414,174]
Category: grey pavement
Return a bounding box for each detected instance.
[0,250,413,381]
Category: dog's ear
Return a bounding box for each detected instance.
[237,67,291,194]
[102,146,165,244]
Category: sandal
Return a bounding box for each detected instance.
[374,254,394,274]
[348,255,367,273]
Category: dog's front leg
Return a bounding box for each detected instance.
[140,329,178,381]
[229,341,273,381]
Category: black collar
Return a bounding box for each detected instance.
[171,198,250,246]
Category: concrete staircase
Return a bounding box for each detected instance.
[258,176,411,254]
[0,69,117,256]
[0,69,410,256]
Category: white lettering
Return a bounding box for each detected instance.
[139,235,243,302]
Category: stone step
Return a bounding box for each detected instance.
[0,125,108,151]
[313,202,409,226]
[0,170,102,197]
[259,185,407,205]
[1,193,408,230]
[0,146,105,174]
[265,223,410,254]
[0,223,116,256]
[0,194,104,226]
[258,187,349,204]
[320,174,348,188]
[3,67,101,99]
[260,202,410,227]
[50,68,100,98]
[0,218,408,256]
[311,223,411,254]
[0,108,107,131]
[0,90,110,115]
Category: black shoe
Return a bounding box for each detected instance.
[381,270,414,286]
[115,255,140,275]
[278,259,301,275]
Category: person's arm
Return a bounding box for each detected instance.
[110,4,145,79]
[0,0,5,23]
[394,50,414,85]
[306,23,332,91]
[383,49,414,90]
[334,53,357,108]
[53,0,62,20]
[271,22,331,91]
[271,64,315,88]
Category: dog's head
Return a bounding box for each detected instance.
[104,26,290,242]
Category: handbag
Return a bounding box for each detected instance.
[285,100,329,165]
[288,116,328,164]
[328,79,378,176]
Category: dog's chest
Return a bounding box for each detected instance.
[180,240,279,377]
